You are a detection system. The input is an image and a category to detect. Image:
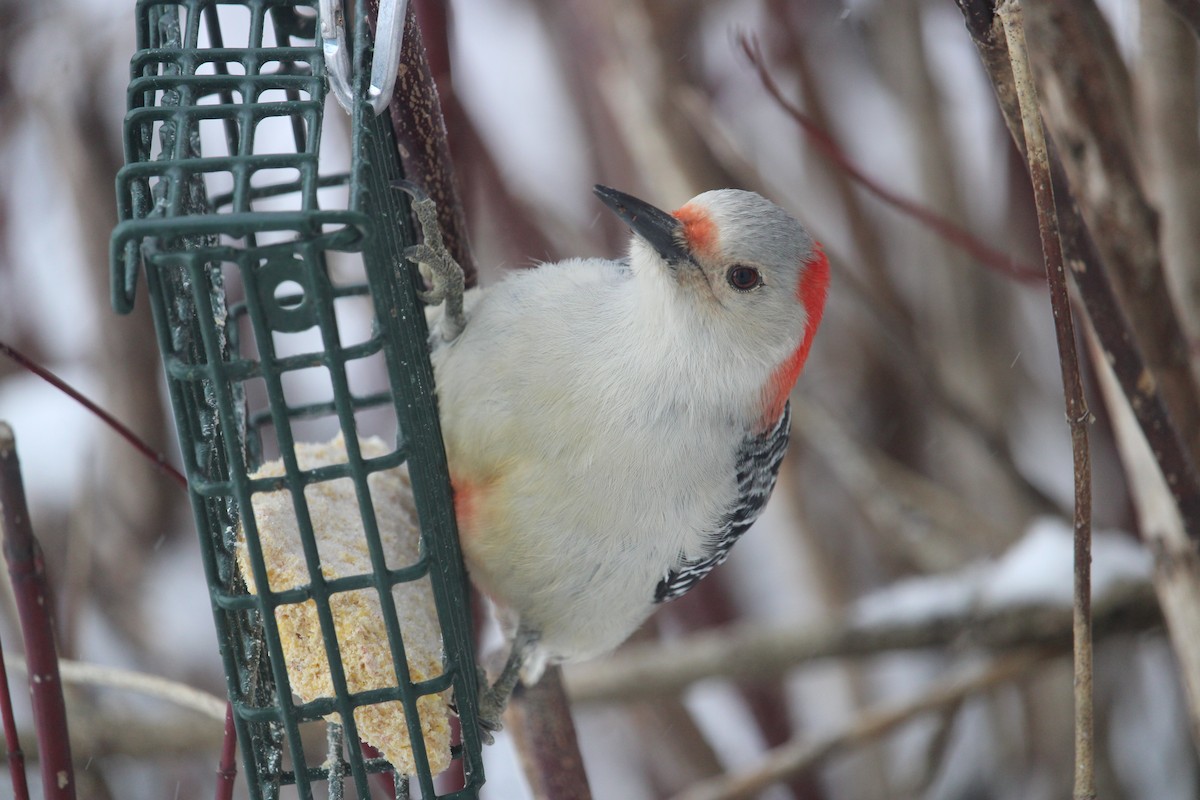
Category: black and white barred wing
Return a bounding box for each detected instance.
[654,403,791,603]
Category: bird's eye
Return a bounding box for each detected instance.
[726,265,762,291]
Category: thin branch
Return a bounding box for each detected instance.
[1021,0,1200,470]
[765,0,907,326]
[671,650,1053,800]
[1086,323,1200,751]
[952,0,1200,539]
[0,423,75,800]
[566,580,1158,704]
[955,0,1200,758]
[739,34,1044,284]
[216,704,237,800]
[0,339,187,491]
[0,340,240,793]
[1050,148,1200,537]
[5,656,227,721]
[997,5,1094,797]
[20,712,226,759]
[0,632,29,800]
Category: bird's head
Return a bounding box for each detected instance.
[594,185,829,427]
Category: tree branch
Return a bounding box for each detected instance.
[953,0,1200,755]
[670,650,1054,800]
[565,580,1159,704]
[5,656,227,722]
[740,34,1044,284]
[1021,0,1200,471]
[506,667,594,800]
[996,6,1094,796]
[948,5,1200,544]
[0,423,75,800]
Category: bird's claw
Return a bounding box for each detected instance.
[405,245,460,304]
[392,180,467,341]
[464,626,538,746]
[473,663,506,745]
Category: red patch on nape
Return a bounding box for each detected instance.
[673,203,718,257]
[760,244,830,429]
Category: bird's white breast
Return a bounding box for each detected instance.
[430,259,760,663]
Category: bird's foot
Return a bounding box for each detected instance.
[475,665,511,746]
[466,625,540,745]
[392,180,466,341]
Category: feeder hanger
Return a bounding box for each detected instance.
[320,0,408,115]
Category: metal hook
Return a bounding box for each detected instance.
[319,0,409,116]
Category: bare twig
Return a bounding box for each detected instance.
[566,580,1158,704]
[0,339,241,792]
[671,650,1053,800]
[1021,0,1200,470]
[995,7,1095,796]
[0,340,186,491]
[0,423,75,800]
[950,6,1200,539]
[740,35,1043,284]
[5,656,227,721]
[1086,326,1200,751]
[0,633,29,800]
[21,712,226,760]
[216,705,237,800]
[954,0,1200,755]
[1049,151,1200,537]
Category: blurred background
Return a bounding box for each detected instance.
[0,0,1197,797]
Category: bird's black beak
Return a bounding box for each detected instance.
[593,185,692,264]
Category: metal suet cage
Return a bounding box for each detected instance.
[109,0,485,796]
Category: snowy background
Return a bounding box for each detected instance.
[0,0,1197,798]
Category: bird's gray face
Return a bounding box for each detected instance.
[593,186,824,370]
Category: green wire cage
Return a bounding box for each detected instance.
[109,0,485,796]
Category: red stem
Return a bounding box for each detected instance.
[0,633,31,800]
[0,424,76,799]
[361,742,397,798]
[214,703,237,800]
[0,342,239,793]
[740,35,1044,284]
[0,340,186,491]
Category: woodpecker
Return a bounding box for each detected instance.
[401,183,829,737]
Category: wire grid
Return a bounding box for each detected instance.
[109,0,485,796]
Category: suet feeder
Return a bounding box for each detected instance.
[109,0,485,796]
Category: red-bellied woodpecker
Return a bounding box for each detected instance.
[402,183,830,738]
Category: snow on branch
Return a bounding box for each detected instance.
[567,522,1156,704]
